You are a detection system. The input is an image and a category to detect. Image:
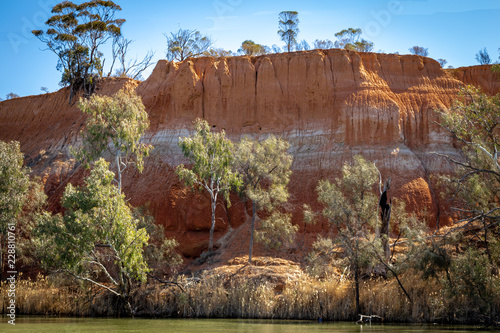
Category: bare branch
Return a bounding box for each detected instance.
[67,271,121,296]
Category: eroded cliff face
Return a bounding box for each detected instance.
[449,65,500,95]
[0,50,491,260]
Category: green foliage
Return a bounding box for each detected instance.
[313,39,334,50]
[255,211,297,250]
[278,11,299,52]
[317,156,379,229]
[447,248,500,323]
[296,40,310,51]
[134,205,183,271]
[176,119,241,252]
[475,47,491,65]
[234,136,294,260]
[0,141,31,273]
[73,84,152,191]
[437,86,500,222]
[306,235,336,278]
[234,136,292,211]
[165,28,213,62]
[432,85,500,323]
[11,178,48,269]
[408,45,429,56]
[203,48,233,58]
[314,155,379,314]
[32,1,124,99]
[238,40,269,56]
[391,202,429,271]
[6,92,20,100]
[437,58,447,67]
[334,28,373,52]
[415,242,452,281]
[0,141,30,233]
[34,159,149,303]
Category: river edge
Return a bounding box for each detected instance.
[0,316,496,331]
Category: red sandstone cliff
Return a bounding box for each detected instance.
[0,50,496,260]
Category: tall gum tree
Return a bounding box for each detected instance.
[176,119,241,253]
[234,135,293,263]
[32,1,124,102]
[314,155,380,316]
[278,11,299,52]
[72,83,152,193]
[165,28,213,62]
[34,158,149,314]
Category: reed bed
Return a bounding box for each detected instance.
[2,261,499,323]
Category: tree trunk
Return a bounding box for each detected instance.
[248,201,257,264]
[0,239,3,277]
[115,152,122,193]
[208,194,216,253]
[379,179,392,262]
[354,259,360,317]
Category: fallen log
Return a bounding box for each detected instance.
[357,314,383,324]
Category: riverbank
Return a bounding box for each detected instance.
[1,256,498,324]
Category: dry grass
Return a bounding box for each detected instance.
[0,274,82,316]
[2,257,499,323]
[0,273,120,316]
[130,256,454,322]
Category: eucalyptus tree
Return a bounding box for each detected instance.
[72,84,152,192]
[432,86,500,323]
[315,155,380,316]
[0,141,30,274]
[165,28,213,62]
[334,28,373,52]
[313,39,334,50]
[408,45,429,56]
[436,86,500,256]
[296,40,310,51]
[176,119,241,253]
[475,47,491,65]
[34,159,149,314]
[278,11,299,52]
[238,40,269,56]
[32,0,124,102]
[234,136,293,263]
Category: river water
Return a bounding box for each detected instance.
[0,317,490,332]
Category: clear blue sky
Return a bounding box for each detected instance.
[0,0,499,99]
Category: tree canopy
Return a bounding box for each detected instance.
[176,119,241,253]
[278,11,299,52]
[238,40,269,56]
[0,141,31,274]
[313,39,334,50]
[314,155,380,316]
[72,84,152,192]
[432,86,500,323]
[334,28,373,52]
[408,45,429,56]
[234,136,293,262]
[34,158,149,313]
[437,86,499,225]
[475,47,492,65]
[165,28,213,62]
[32,0,124,102]
[203,48,233,58]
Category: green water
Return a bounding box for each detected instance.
[0,317,492,333]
